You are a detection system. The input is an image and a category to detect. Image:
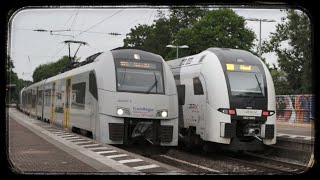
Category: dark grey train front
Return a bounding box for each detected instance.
[167,48,276,151]
[19,49,179,146]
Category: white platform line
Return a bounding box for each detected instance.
[96,150,117,154]
[82,144,101,148]
[56,133,72,136]
[133,164,160,171]
[52,132,70,135]
[118,159,144,164]
[73,141,92,144]
[48,131,66,134]
[105,154,128,159]
[64,137,82,139]
[70,139,89,142]
[88,147,110,151]
[60,135,76,138]
[51,131,68,133]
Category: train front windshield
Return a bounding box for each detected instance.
[226,64,265,97]
[115,60,164,94]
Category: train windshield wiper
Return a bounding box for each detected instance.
[145,72,158,94]
[254,74,263,95]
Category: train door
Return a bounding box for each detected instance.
[55,80,64,127]
[64,78,71,129]
[36,87,38,117]
[188,77,206,128]
[176,84,185,129]
[50,82,56,124]
[89,71,98,138]
[197,75,207,138]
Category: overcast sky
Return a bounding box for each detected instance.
[9,7,289,81]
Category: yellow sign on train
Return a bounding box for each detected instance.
[240,65,252,71]
[226,64,235,70]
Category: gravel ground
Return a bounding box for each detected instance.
[152,149,269,175]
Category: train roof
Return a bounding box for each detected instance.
[111,49,163,63]
[167,48,262,69]
[206,48,261,65]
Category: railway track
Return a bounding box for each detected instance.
[118,145,309,174]
[220,152,309,174]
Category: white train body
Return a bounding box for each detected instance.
[20,49,178,146]
[166,48,276,151]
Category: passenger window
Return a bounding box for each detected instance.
[44,89,51,106]
[89,71,98,100]
[71,82,86,109]
[193,77,204,95]
[38,90,43,105]
[198,55,206,63]
[176,85,185,105]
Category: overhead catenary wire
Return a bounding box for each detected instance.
[72,8,124,39]
[63,9,77,27]
[69,9,79,31]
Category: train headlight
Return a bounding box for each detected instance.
[117,109,124,115]
[156,110,168,117]
[117,107,130,116]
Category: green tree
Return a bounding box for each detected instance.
[6,56,32,103]
[175,8,256,58]
[32,56,71,82]
[263,10,311,94]
[123,7,209,59]
[270,68,292,95]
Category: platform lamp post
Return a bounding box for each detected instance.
[166,45,189,58]
[245,18,276,57]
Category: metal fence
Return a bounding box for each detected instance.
[276,94,315,124]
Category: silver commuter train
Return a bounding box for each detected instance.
[19,49,179,146]
[166,48,276,151]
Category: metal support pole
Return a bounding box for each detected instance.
[259,19,262,58]
[244,18,275,58]
[68,43,71,63]
[73,44,83,61]
[176,46,179,59]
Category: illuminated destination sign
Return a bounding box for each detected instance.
[240,65,252,71]
[119,60,157,69]
[226,63,259,72]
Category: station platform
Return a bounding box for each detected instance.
[8,108,184,174]
[276,121,314,141]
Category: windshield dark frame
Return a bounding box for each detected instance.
[114,59,165,94]
[226,71,266,97]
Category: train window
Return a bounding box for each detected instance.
[116,67,164,94]
[89,71,98,100]
[227,72,265,97]
[176,85,186,105]
[179,59,187,66]
[185,57,194,65]
[31,93,36,108]
[56,91,62,99]
[193,77,204,95]
[27,91,32,106]
[198,55,206,63]
[71,82,86,110]
[44,89,51,106]
[38,90,43,105]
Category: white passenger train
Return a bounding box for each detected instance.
[166,48,276,151]
[19,49,179,146]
